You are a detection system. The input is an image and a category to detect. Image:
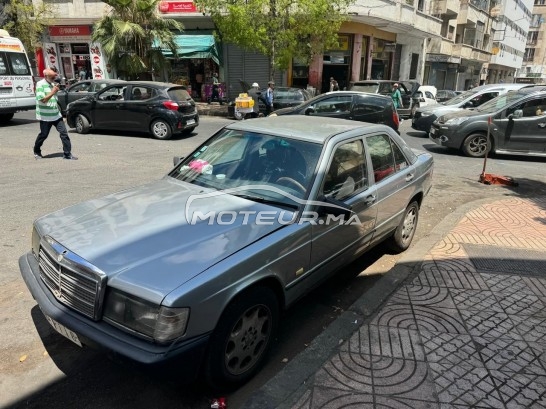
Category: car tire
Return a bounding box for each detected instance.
[75,114,90,134]
[388,201,419,253]
[462,133,490,158]
[0,113,14,123]
[203,286,279,392]
[150,119,172,140]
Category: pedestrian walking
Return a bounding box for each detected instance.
[265,81,275,116]
[33,68,78,160]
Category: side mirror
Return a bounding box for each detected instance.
[316,195,353,218]
[173,156,184,166]
[305,107,315,115]
[509,110,523,120]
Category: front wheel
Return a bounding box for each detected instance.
[462,133,490,158]
[203,287,279,392]
[150,119,172,140]
[388,201,419,253]
[75,114,90,134]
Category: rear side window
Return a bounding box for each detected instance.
[7,52,31,75]
[353,95,388,115]
[168,87,192,101]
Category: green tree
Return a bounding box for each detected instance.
[92,0,183,79]
[1,0,52,54]
[194,0,352,80]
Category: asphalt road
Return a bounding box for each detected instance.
[1,112,545,409]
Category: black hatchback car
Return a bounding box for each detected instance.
[349,80,420,118]
[66,81,199,139]
[429,85,546,157]
[271,91,400,132]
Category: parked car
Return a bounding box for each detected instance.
[66,81,199,139]
[57,79,126,115]
[349,80,420,118]
[271,91,400,132]
[429,85,546,157]
[19,116,433,391]
[412,83,528,135]
[435,90,458,103]
[227,80,312,119]
[412,85,437,115]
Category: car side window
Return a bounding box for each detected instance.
[323,140,368,201]
[353,95,386,115]
[98,85,126,101]
[70,82,91,93]
[367,134,398,183]
[520,97,546,117]
[313,95,352,113]
[130,86,153,101]
[425,91,434,99]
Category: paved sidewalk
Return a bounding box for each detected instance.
[243,196,546,408]
[196,102,229,117]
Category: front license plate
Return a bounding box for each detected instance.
[186,119,195,125]
[45,315,82,347]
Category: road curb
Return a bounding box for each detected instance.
[241,195,509,409]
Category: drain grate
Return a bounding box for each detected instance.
[462,244,546,276]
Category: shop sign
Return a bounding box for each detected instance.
[43,43,60,73]
[158,1,197,13]
[90,43,107,79]
[49,26,91,42]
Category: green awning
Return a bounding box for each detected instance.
[160,35,220,65]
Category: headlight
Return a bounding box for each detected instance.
[103,288,189,343]
[420,112,433,117]
[32,225,42,259]
[444,117,469,126]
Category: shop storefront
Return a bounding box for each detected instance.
[321,34,352,93]
[41,25,107,81]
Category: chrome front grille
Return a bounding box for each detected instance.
[38,237,106,320]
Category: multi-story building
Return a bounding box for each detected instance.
[516,0,546,83]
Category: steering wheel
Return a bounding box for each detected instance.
[276,177,306,194]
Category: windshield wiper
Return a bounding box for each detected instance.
[231,193,299,209]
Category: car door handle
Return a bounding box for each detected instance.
[405,173,414,182]
[364,195,376,205]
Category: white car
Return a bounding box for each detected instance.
[411,85,437,116]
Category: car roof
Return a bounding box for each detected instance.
[316,90,392,100]
[512,85,546,94]
[122,81,186,89]
[226,116,391,144]
[470,83,527,92]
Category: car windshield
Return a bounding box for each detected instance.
[476,91,528,113]
[443,89,479,105]
[351,83,380,93]
[169,129,322,204]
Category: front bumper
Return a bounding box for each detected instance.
[19,252,209,375]
[411,114,436,133]
[428,123,459,148]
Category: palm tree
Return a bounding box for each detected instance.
[92,0,183,79]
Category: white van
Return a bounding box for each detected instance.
[0,29,36,123]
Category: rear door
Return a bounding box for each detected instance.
[124,85,157,129]
[307,94,353,120]
[351,94,393,127]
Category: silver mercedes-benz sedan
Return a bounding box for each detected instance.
[19,116,433,391]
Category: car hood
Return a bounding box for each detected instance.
[437,108,481,123]
[272,106,298,115]
[419,104,462,115]
[35,178,288,301]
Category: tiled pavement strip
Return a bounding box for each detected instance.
[287,197,546,409]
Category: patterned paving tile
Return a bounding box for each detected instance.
[413,306,468,335]
[420,331,482,368]
[313,349,373,393]
[494,290,546,317]
[512,315,546,344]
[481,273,536,296]
[369,304,418,330]
[349,324,426,361]
[490,370,546,409]
[391,286,456,309]
[429,362,503,408]
[412,269,488,290]
[473,336,546,375]
[450,289,503,312]
[460,309,521,340]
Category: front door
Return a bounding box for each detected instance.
[308,94,353,120]
[309,138,378,283]
[92,84,128,129]
[497,96,546,153]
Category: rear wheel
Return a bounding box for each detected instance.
[203,286,279,392]
[0,113,14,123]
[75,114,90,134]
[150,119,172,140]
[462,133,490,157]
[388,201,419,253]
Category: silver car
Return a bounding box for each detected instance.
[19,116,433,390]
